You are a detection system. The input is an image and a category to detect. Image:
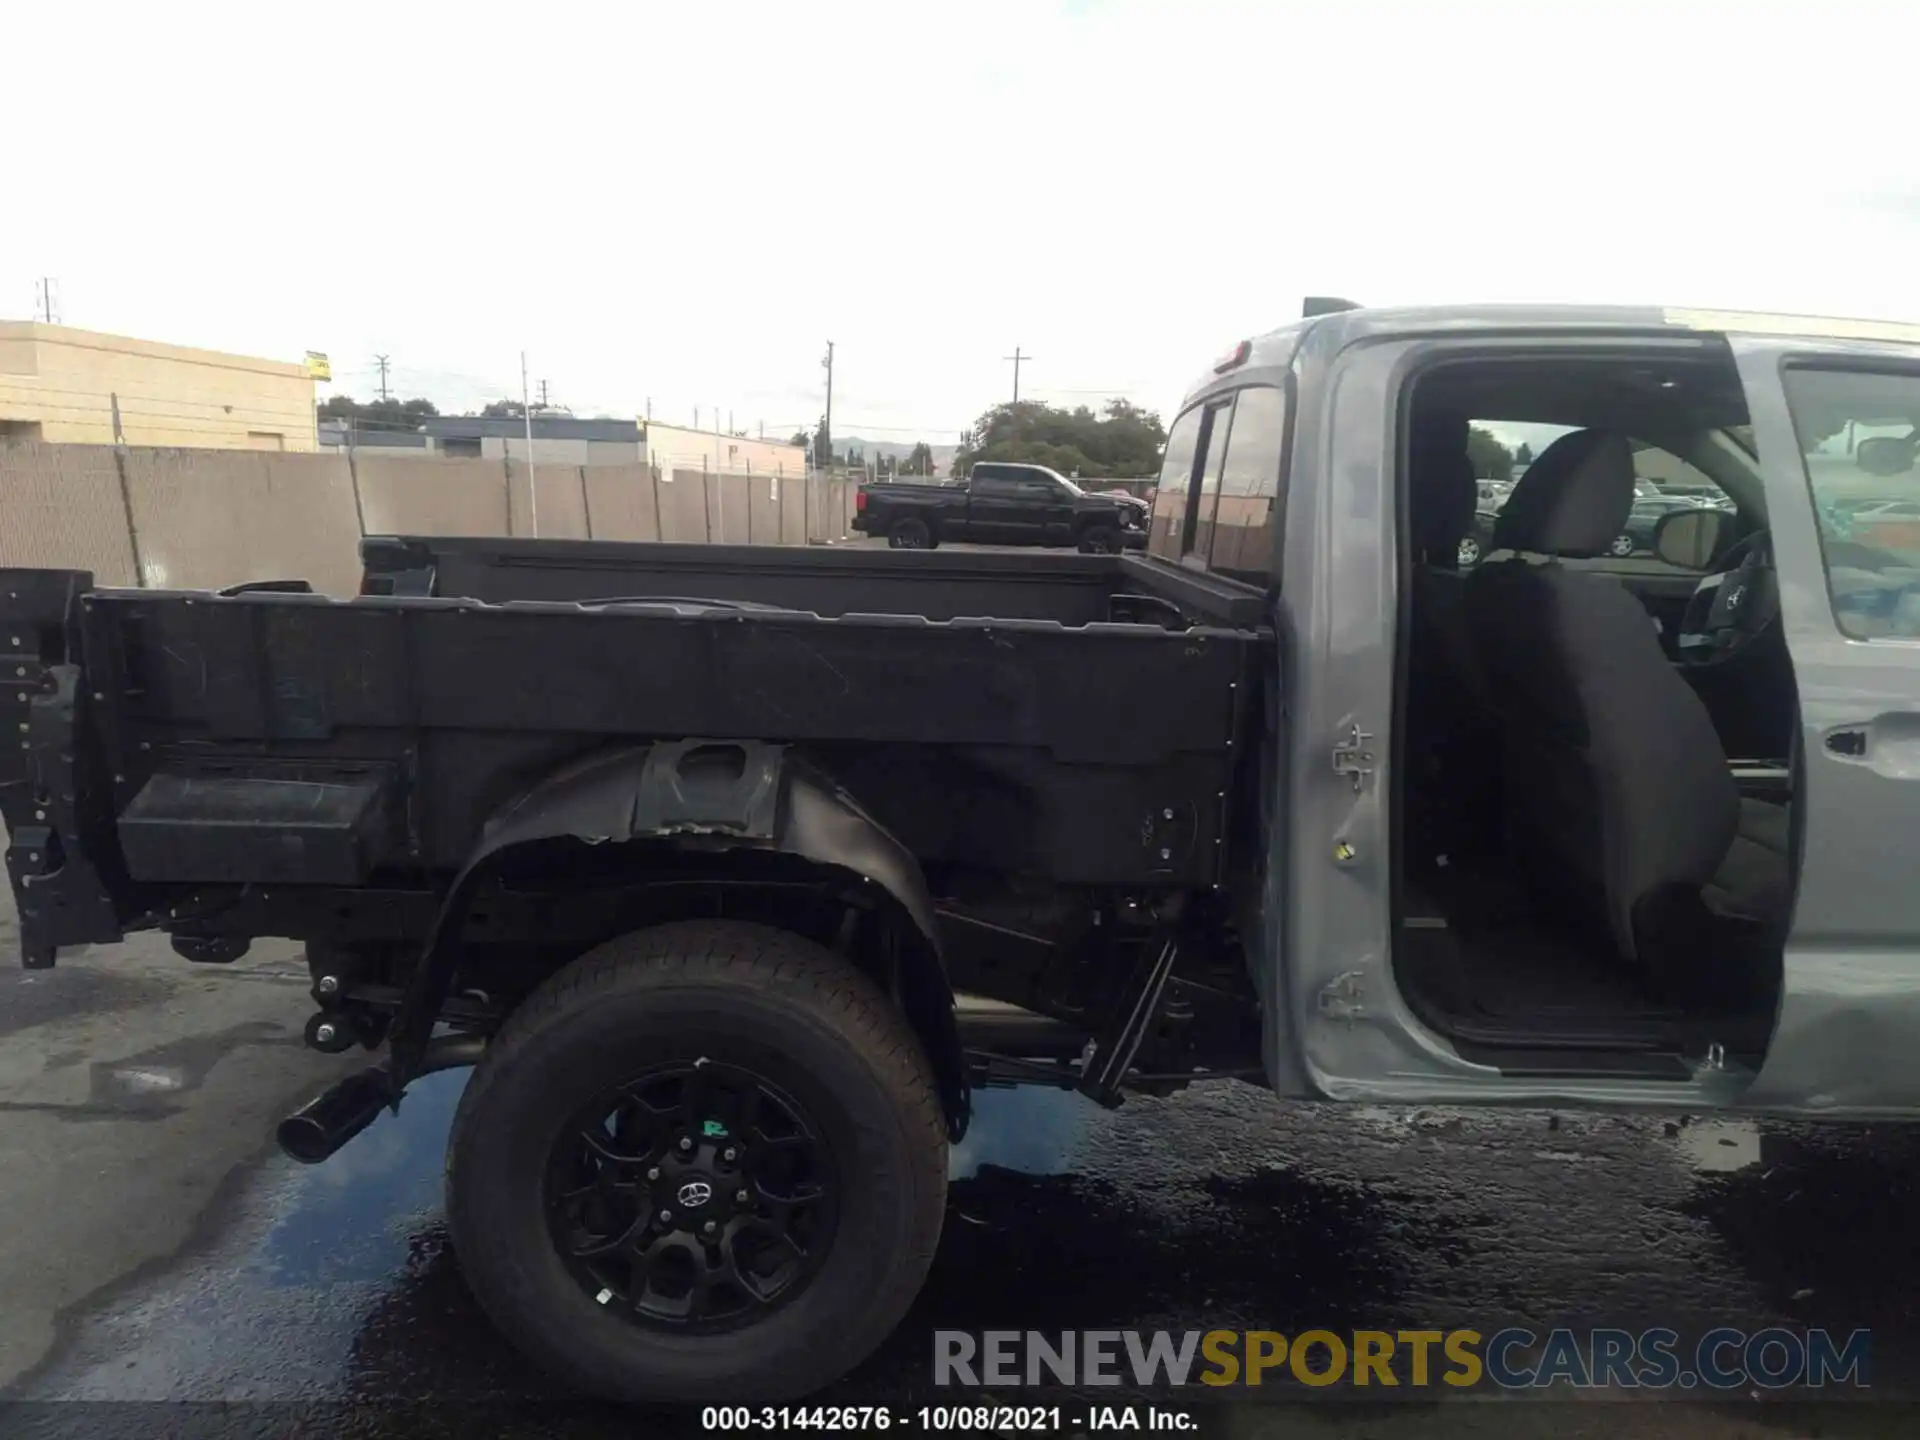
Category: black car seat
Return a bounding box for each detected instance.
[1464,428,1788,1001]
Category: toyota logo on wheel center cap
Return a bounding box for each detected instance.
[676,1180,713,1208]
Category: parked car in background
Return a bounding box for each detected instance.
[1607,493,1717,558]
[1459,480,1514,566]
[852,462,1149,552]
[1847,498,1920,551]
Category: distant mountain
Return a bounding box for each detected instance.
[836,436,959,476]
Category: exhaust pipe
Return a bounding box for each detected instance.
[276,1068,391,1164]
[277,1034,488,1164]
[954,993,1086,1056]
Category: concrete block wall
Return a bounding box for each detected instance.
[356,454,509,538]
[125,448,365,597]
[0,443,140,586]
[0,442,862,598]
[579,464,660,541]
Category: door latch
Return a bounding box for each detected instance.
[1825,727,1868,758]
[1331,723,1376,791]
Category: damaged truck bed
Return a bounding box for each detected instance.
[1,552,1272,1119]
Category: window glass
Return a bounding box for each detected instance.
[1782,367,1920,638]
[1460,421,1733,570]
[1149,405,1204,559]
[1210,386,1287,575]
[1188,401,1235,561]
[972,474,1018,498]
[1218,386,1287,497]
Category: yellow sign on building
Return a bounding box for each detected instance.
[305,351,333,381]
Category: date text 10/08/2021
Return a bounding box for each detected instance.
[702,1407,1195,1432]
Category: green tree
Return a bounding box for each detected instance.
[812,417,833,469]
[318,395,440,433]
[1515,440,1534,466]
[904,441,935,476]
[789,430,810,449]
[480,398,527,420]
[1467,425,1515,481]
[952,397,1166,479]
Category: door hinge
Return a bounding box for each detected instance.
[1331,723,1376,791]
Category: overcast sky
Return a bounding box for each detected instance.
[6,0,1917,442]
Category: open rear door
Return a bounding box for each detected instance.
[1728,328,1920,1113]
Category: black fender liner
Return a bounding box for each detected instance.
[388,739,968,1136]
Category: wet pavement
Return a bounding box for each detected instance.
[4,1044,1920,1436]
[3,867,1919,1437]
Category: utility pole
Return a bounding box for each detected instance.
[34,278,59,324]
[1004,347,1028,404]
[537,379,550,409]
[822,341,835,460]
[520,351,539,538]
[374,355,392,402]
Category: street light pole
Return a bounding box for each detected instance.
[521,351,539,537]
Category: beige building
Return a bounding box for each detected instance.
[0,322,317,452]
[642,420,808,479]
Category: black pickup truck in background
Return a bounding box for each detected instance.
[851,461,1149,551]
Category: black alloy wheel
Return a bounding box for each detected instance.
[548,1060,837,1330]
[444,920,949,1403]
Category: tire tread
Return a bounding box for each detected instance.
[446,920,947,1402]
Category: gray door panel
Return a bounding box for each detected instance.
[1730,338,1920,1113]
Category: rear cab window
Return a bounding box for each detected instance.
[1150,409,1202,555]
[1211,387,1288,574]
[1149,386,1289,578]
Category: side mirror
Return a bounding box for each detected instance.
[1857,435,1917,478]
[1653,507,1735,570]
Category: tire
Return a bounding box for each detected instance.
[445,921,949,1404]
[888,517,932,549]
[1077,523,1121,554]
[1609,533,1637,558]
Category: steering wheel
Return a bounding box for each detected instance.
[1675,529,1779,665]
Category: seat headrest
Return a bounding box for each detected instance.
[1492,430,1637,557]
[1408,410,1476,564]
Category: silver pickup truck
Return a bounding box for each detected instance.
[5,300,1919,1404]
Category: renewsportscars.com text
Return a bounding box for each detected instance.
[934,1327,1871,1391]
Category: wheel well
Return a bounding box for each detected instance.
[471,843,969,1139]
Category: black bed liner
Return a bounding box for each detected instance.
[1,550,1273,963]
[359,535,1268,628]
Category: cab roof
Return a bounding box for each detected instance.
[1182,302,1920,411]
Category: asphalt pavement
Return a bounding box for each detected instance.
[2,882,1918,1439]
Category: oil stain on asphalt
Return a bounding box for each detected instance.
[7,1071,1920,1438]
